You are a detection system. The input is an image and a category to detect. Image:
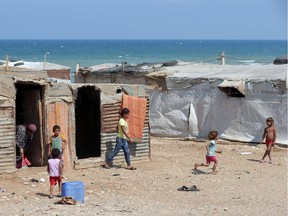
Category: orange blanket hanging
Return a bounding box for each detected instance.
[122,94,147,140]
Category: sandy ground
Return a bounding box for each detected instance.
[0,137,287,216]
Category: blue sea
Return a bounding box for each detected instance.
[0,40,286,71]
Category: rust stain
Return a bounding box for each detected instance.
[47,102,72,170]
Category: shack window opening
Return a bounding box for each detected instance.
[75,86,101,159]
[218,80,245,98]
[218,86,245,97]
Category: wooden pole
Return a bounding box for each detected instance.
[220,51,225,65]
[5,53,9,71]
[43,53,47,69]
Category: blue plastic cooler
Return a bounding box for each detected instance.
[61,181,84,203]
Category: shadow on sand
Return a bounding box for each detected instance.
[36,192,50,198]
[192,169,210,175]
[247,159,261,163]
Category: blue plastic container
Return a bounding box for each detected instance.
[61,181,85,203]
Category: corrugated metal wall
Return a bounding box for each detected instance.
[46,101,74,170]
[101,98,150,165]
[0,106,16,173]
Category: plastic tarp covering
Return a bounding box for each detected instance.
[149,81,288,145]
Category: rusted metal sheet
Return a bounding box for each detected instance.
[101,101,122,133]
[46,101,74,170]
[47,69,70,80]
[0,107,16,173]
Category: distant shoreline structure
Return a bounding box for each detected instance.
[0,39,286,72]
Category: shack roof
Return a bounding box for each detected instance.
[0,60,70,71]
[160,63,287,81]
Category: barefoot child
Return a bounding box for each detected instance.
[260,117,277,164]
[47,148,63,198]
[194,131,222,175]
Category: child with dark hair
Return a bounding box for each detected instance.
[260,117,277,164]
[48,125,67,165]
[103,108,136,170]
[47,148,63,199]
[194,131,222,175]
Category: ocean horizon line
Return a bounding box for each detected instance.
[0,39,287,41]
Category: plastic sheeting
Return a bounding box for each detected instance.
[149,80,288,145]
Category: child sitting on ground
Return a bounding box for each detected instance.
[194,131,222,175]
[47,148,63,198]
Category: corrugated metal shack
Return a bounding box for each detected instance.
[75,61,178,84]
[71,83,151,169]
[0,73,151,173]
[0,75,16,173]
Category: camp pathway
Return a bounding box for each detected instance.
[0,137,287,215]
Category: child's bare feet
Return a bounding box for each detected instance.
[260,160,264,163]
[194,163,198,170]
[212,171,218,175]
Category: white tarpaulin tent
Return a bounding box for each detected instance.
[149,63,288,145]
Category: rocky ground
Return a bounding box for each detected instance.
[0,137,287,216]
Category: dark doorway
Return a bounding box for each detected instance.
[15,83,44,166]
[75,86,101,159]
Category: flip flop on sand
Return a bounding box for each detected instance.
[126,166,137,170]
[177,185,200,192]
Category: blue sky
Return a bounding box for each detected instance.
[0,0,287,40]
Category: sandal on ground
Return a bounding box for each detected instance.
[177,185,200,192]
[126,166,137,170]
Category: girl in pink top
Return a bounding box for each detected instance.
[47,148,63,198]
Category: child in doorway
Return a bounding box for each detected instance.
[260,117,277,164]
[103,108,136,170]
[47,148,63,198]
[194,131,222,175]
[48,125,67,165]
